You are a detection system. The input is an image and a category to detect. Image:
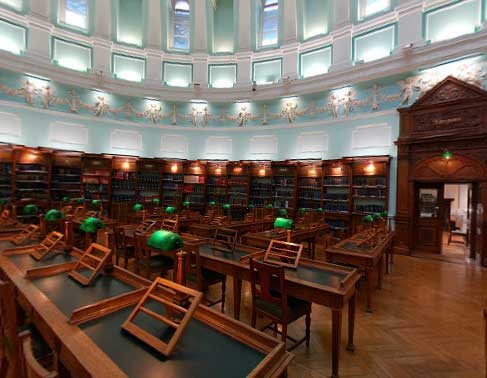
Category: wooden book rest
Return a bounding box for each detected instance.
[11,224,40,246]
[68,243,112,286]
[161,217,179,233]
[136,219,157,234]
[122,277,202,357]
[211,227,238,253]
[264,240,303,269]
[30,231,64,261]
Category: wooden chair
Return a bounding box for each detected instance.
[249,258,311,351]
[184,243,227,312]
[134,234,175,279]
[161,217,179,233]
[135,219,157,234]
[264,240,303,269]
[30,231,64,261]
[113,227,135,269]
[19,331,58,378]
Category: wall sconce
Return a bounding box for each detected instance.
[258,167,266,176]
[25,153,38,162]
[122,161,130,170]
[364,161,376,174]
[215,167,222,175]
[309,168,317,176]
[331,166,343,176]
[233,167,242,174]
[193,165,201,173]
[171,164,178,173]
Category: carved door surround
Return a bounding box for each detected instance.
[395,76,487,266]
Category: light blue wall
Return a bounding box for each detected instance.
[0,103,398,215]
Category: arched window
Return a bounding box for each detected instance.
[358,0,390,20]
[59,0,89,30]
[259,0,279,47]
[170,0,191,50]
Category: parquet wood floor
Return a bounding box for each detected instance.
[206,254,487,378]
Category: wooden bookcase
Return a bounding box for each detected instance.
[81,154,112,213]
[137,158,162,205]
[183,160,207,211]
[161,159,184,208]
[249,161,272,208]
[322,159,352,238]
[206,161,228,207]
[50,150,82,203]
[14,147,51,217]
[228,161,250,207]
[272,161,298,216]
[0,145,13,205]
[351,156,391,232]
[111,156,138,219]
[297,161,323,211]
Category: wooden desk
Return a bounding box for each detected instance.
[183,241,360,378]
[325,231,394,313]
[187,219,274,238]
[0,246,292,378]
[241,224,328,259]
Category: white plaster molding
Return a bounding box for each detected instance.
[110,129,142,151]
[160,135,188,154]
[297,132,329,153]
[249,135,278,155]
[0,112,22,137]
[48,121,88,145]
[351,123,392,149]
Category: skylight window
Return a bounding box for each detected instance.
[259,0,279,47]
[59,0,89,31]
[358,0,390,20]
[170,0,191,50]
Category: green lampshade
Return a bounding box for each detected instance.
[62,196,70,202]
[363,215,374,223]
[183,201,190,207]
[147,230,184,251]
[23,204,39,215]
[92,200,101,207]
[274,217,294,230]
[133,203,144,212]
[442,150,454,160]
[248,204,254,209]
[317,208,323,213]
[266,204,273,209]
[299,208,306,214]
[382,211,388,218]
[45,209,64,222]
[223,204,231,210]
[80,217,105,233]
[74,198,84,203]
[208,201,216,206]
[373,212,382,220]
[279,209,288,216]
[152,198,160,203]
[165,206,177,214]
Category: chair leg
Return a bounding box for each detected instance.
[305,311,311,347]
[251,308,257,329]
[123,250,128,269]
[281,324,287,344]
[221,278,226,314]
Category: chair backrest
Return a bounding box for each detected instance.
[113,227,127,251]
[249,258,287,321]
[184,243,204,291]
[212,227,238,253]
[19,331,58,378]
[136,220,157,234]
[264,240,303,269]
[134,234,151,261]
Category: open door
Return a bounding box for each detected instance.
[472,183,487,266]
[414,183,444,254]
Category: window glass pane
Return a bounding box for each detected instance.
[53,38,91,72]
[0,0,23,11]
[0,19,26,55]
[300,47,332,78]
[302,0,330,39]
[164,62,192,87]
[209,65,236,88]
[359,0,390,19]
[171,0,190,50]
[354,25,395,63]
[117,0,144,46]
[259,0,279,47]
[113,54,145,82]
[60,0,88,30]
[211,0,234,53]
[253,59,281,84]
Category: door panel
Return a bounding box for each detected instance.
[414,184,443,254]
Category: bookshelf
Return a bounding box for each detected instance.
[297,161,323,211]
[81,155,112,211]
[137,159,162,205]
[183,161,207,211]
[207,161,228,207]
[0,146,13,205]
[323,159,351,237]
[249,161,272,208]
[228,162,249,207]
[351,156,390,231]
[272,162,297,216]
[161,160,184,208]
[14,147,51,216]
[111,156,137,220]
[50,151,82,202]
